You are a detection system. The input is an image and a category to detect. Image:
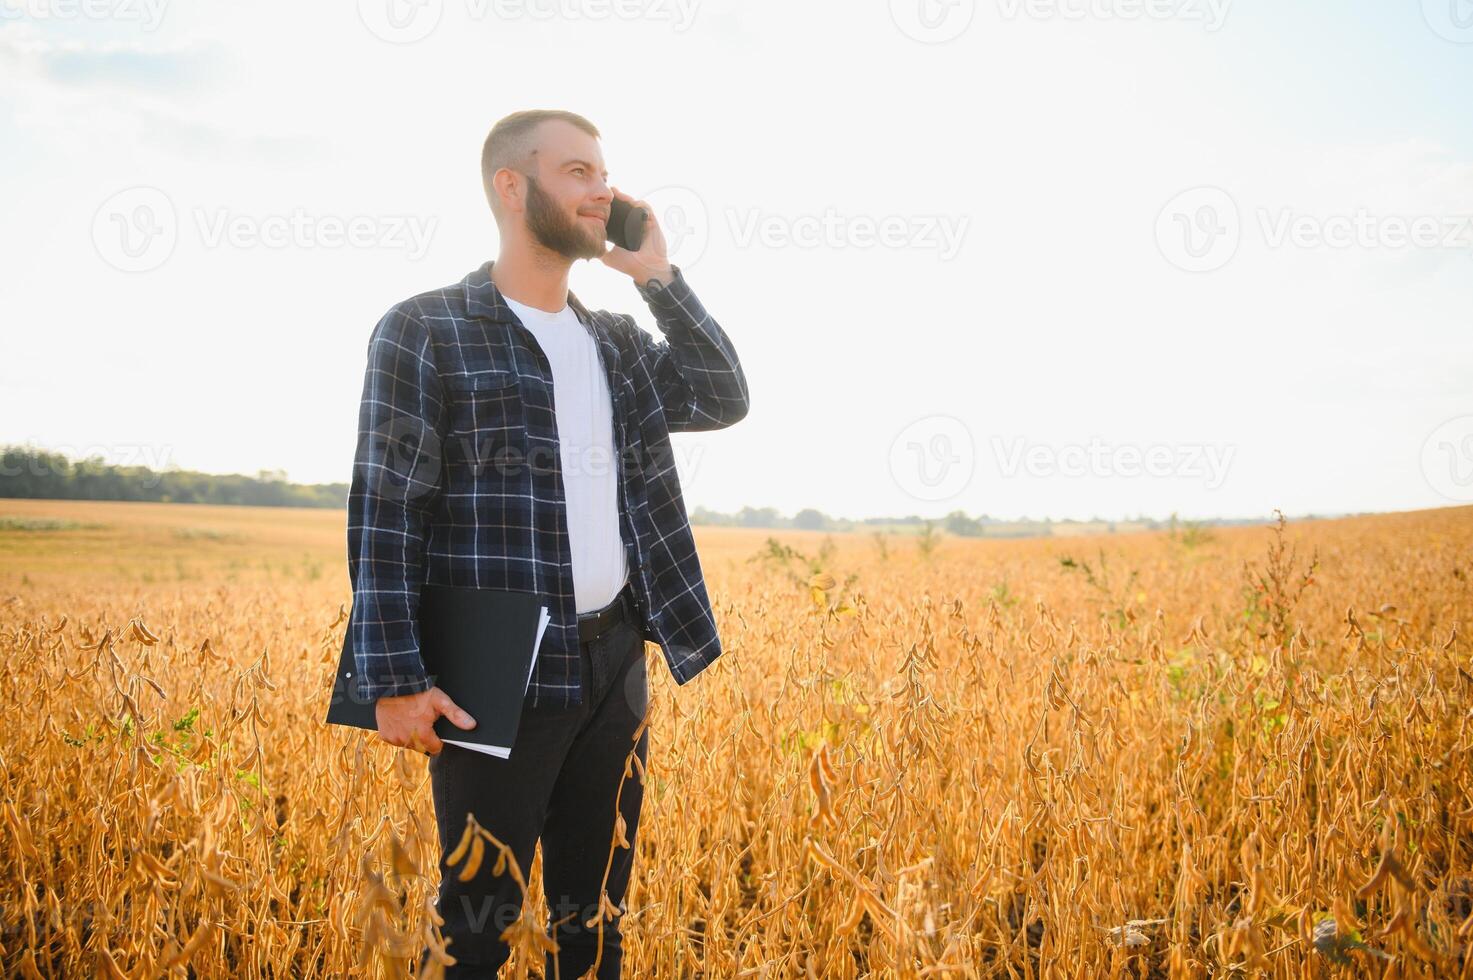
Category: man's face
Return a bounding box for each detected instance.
[519,121,612,261]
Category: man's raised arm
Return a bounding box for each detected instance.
[623,264,750,432]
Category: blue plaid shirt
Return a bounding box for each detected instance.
[346,260,749,706]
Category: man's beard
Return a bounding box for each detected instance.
[525,174,605,260]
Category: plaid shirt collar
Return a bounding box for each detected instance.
[462,260,598,329]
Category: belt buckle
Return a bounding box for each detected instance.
[579,593,616,644]
[577,581,634,644]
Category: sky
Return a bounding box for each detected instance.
[2,0,1471,522]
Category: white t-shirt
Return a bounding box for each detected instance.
[501,295,630,613]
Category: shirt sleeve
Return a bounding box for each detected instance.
[345,304,447,701]
[627,265,750,432]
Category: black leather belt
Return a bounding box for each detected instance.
[577,581,636,644]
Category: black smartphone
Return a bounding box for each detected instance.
[606,198,648,252]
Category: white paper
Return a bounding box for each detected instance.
[444,606,550,758]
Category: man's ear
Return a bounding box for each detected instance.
[492,168,523,215]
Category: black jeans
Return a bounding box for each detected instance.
[421,615,649,979]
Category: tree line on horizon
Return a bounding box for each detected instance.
[1,445,1272,533]
[0,446,347,509]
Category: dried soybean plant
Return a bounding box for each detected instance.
[0,502,1469,977]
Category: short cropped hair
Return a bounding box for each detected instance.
[481,110,601,217]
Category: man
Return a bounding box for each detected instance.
[345,109,749,977]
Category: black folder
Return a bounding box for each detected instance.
[325,584,550,758]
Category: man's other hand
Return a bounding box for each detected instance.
[375,687,477,755]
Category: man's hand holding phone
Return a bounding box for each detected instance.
[375,687,477,756]
[600,186,674,287]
